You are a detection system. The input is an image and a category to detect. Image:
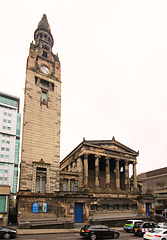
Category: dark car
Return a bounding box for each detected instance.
[80,225,120,240]
[132,221,143,233]
[0,226,17,239]
[133,221,159,237]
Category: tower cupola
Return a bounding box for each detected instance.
[34,14,54,49]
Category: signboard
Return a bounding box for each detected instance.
[42,203,48,213]
[32,203,39,213]
[154,202,163,206]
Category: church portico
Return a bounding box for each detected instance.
[60,137,139,193]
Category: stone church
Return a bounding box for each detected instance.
[17,15,152,228]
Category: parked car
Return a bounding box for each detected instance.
[0,226,17,239]
[143,228,167,240]
[157,222,165,228]
[132,221,143,233]
[133,221,158,237]
[123,219,143,232]
[80,225,120,240]
[157,223,167,229]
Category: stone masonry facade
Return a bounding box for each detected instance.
[17,15,150,227]
[19,14,61,194]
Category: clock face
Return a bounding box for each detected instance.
[41,65,50,74]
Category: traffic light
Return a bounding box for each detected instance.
[163,210,167,218]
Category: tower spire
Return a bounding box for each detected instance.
[37,14,51,34]
[34,14,54,48]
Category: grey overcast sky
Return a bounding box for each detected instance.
[1,0,167,175]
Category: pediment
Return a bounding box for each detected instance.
[85,137,138,156]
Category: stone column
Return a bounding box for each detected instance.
[68,179,71,191]
[125,161,129,189]
[115,159,120,190]
[133,162,137,191]
[106,157,110,188]
[84,154,88,187]
[77,157,83,188]
[95,155,100,188]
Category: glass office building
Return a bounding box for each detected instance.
[0,92,21,194]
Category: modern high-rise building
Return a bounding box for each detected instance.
[0,92,21,194]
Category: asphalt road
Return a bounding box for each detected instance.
[17,232,143,240]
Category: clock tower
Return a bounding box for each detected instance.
[19,14,61,193]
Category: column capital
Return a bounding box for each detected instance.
[84,153,88,159]
[95,154,100,158]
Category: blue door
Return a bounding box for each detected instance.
[74,203,83,223]
[146,203,149,216]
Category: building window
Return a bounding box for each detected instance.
[6,141,10,144]
[0,196,6,212]
[0,177,2,180]
[0,170,3,173]
[3,126,6,130]
[4,170,8,173]
[5,155,9,159]
[63,179,68,191]
[35,167,46,193]
[6,148,9,151]
[41,91,47,104]
[113,204,119,210]
[132,204,137,209]
[8,113,11,117]
[1,147,5,151]
[102,204,109,210]
[7,127,11,130]
[3,119,6,122]
[8,120,11,123]
[70,179,75,191]
[42,51,47,58]
[1,140,5,144]
[4,112,7,116]
[4,177,7,181]
[41,79,49,88]
[91,204,97,210]
[35,76,38,85]
[123,204,128,209]
[1,155,4,158]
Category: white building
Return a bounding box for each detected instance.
[0,92,21,194]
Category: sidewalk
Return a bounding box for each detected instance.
[17,227,124,235]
